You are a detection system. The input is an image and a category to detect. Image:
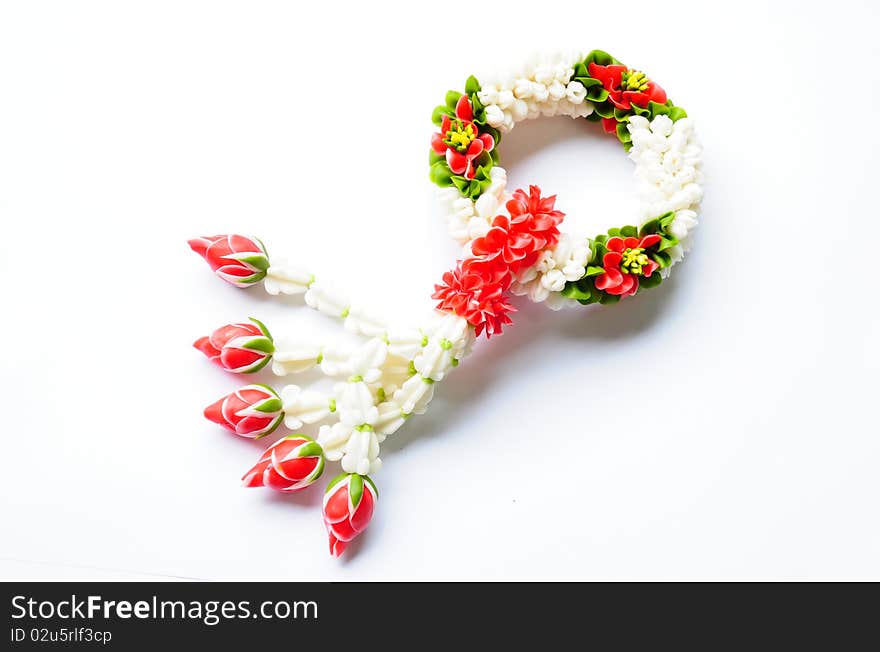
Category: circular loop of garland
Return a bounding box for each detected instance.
[429,49,703,327]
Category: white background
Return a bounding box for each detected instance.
[1,0,878,581]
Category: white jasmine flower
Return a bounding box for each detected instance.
[264,263,313,296]
[393,374,435,415]
[304,281,349,318]
[280,385,332,429]
[271,342,321,376]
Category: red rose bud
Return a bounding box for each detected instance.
[322,473,377,557]
[242,435,325,492]
[188,234,269,287]
[204,384,283,438]
[193,317,274,373]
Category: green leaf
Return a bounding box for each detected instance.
[429,161,453,187]
[668,105,687,122]
[445,90,462,109]
[348,473,364,509]
[620,225,638,238]
[236,253,269,272]
[429,150,444,165]
[598,292,620,305]
[607,227,620,237]
[640,272,663,289]
[583,49,619,67]
[254,397,283,413]
[639,218,660,236]
[560,282,592,301]
[657,236,678,252]
[450,175,469,192]
[432,104,452,126]
[652,250,673,268]
[659,211,677,229]
[584,112,601,123]
[464,75,481,96]
[616,121,632,144]
[586,87,609,102]
[585,265,605,277]
[592,101,615,119]
[613,106,631,121]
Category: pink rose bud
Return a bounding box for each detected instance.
[241,435,325,492]
[204,384,284,438]
[322,473,377,557]
[188,234,269,287]
[193,317,274,373]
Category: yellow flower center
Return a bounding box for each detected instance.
[620,247,650,275]
[444,120,477,153]
[621,70,650,92]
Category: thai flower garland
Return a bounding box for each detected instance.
[188,49,702,557]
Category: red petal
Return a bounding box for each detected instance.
[241,459,270,487]
[328,534,347,557]
[440,114,451,134]
[431,132,448,154]
[193,336,220,359]
[606,237,625,253]
[203,396,228,428]
[601,116,618,133]
[639,234,661,249]
[466,138,484,158]
[642,259,659,277]
[349,486,374,534]
[323,484,351,523]
[275,456,316,483]
[455,95,473,121]
[603,251,622,268]
[587,63,626,89]
[188,236,218,258]
[220,347,263,372]
[479,133,495,152]
[446,148,467,175]
[623,237,639,249]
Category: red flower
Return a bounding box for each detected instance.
[193,318,274,373]
[471,186,564,275]
[188,234,269,287]
[204,384,283,438]
[594,235,661,297]
[323,473,377,557]
[242,435,325,493]
[587,63,667,133]
[431,95,495,179]
[433,256,515,338]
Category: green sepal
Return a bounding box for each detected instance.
[429,160,453,187]
[241,336,274,354]
[445,90,462,109]
[639,217,660,236]
[560,283,593,301]
[620,225,638,238]
[254,397,283,414]
[429,150,444,166]
[659,211,677,229]
[585,265,605,277]
[363,474,378,499]
[295,440,324,459]
[598,292,621,305]
[249,316,273,341]
[243,355,271,374]
[233,253,269,272]
[586,86,609,103]
[348,473,364,509]
[254,414,283,439]
[324,472,349,495]
[584,112,602,123]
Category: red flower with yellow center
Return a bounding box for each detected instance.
[594,235,661,297]
[588,62,668,133]
[431,95,495,179]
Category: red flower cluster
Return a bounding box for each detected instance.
[434,186,565,337]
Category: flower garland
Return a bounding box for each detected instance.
[430,49,703,317]
[186,50,701,557]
